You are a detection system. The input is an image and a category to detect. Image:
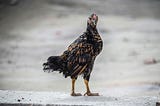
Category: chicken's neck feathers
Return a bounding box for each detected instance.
[86,25,99,38]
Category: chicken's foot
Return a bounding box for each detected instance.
[84,79,99,96]
[71,78,82,96]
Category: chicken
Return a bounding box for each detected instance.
[43,13,103,96]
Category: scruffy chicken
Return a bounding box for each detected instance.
[43,13,103,96]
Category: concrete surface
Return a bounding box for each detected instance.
[0,90,159,106]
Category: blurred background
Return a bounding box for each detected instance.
[0,0,160,97]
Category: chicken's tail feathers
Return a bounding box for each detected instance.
[43,56,70,78]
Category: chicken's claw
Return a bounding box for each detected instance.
[84,92,99,96]
[71,92,82,96]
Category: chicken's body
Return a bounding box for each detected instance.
[43,13,103,96]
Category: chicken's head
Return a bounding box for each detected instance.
[87,13,98,28]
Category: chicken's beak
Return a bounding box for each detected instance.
[87,13,98,27]
[92,14,97,26]
[92,14,97,20]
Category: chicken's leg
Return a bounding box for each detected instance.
[84,79,99,96]
[71,78,82,96]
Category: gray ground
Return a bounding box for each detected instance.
[0,0,160,105]
[0,90,159,106]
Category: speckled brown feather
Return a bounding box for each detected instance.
[43,14,103,81]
